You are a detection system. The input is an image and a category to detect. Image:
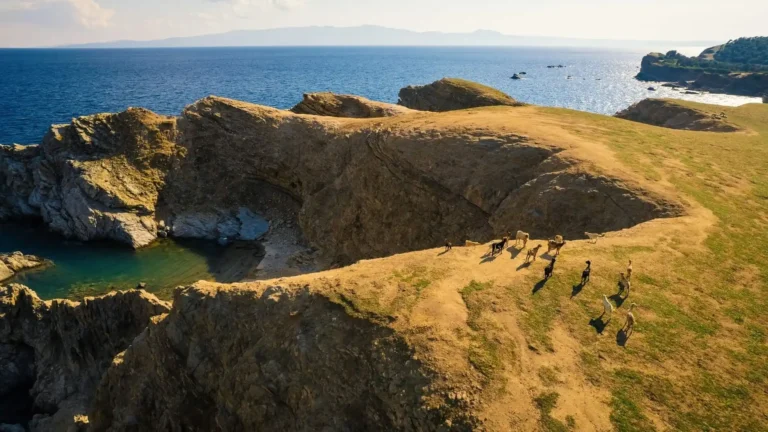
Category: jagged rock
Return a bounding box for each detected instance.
[0,108,178,248]
[291,92,414,117]
[89,283,474,431]
[0,284,170,431]
[397,78,522,111]
[616,99,740,132]
[0,252,51,282]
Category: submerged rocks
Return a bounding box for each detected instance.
[0,252,51,282]
[0,284,169,431]
[291,92,414,118]
[616,98,740,132]
[397,77,522,111]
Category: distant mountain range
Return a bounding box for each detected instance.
[60,25,718,50]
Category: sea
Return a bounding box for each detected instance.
[0,46,761,299]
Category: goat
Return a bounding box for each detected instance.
[581,260,591,285]
[525,244,542,263]
[626,259,633,280]
[618,272,631,294]
[585,232,605,244]
[622,303,637,335]
[601,295,614,321]
[515,230,530,248]
[544,257,556,279]
[444,239,452,252]
[490,237,508,256]
[547,235,566,256]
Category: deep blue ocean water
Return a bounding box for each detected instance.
[0,46,761,299]
[0,46,760,144]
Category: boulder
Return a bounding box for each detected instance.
[291,92,414,118]
[397,78,522,111]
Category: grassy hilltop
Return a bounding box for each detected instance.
[271,99,768,431]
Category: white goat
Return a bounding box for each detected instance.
[585,232,605,243]
[515,230,530,248]
[623,303,637,335]
[602,295,614,321]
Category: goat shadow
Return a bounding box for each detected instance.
[506,247,522,259]
[616,329,631,347]
[532,278,548,294]
[516,261,532,271]
[540,252,555,261]
[480,254,498,264]
[589,316,610,334]
[609,292,627,309]
[437,249,451,256]
[571,282,585,299]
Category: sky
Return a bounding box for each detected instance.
[0,0,766,48]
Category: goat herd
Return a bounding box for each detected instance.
[445,230,637,338]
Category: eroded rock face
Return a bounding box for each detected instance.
[398,78,522,111]
[291,92,415,117]
[0,284,170,431]
[616,99,740,132]
[0,252,51,283]
[89,283,473,431]
[0,109,178,248]
[164,96,682,265]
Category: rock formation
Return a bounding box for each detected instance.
[0,108,178,248]
[0,81,684,266]
[0,253,51,282]
[397,78,522,111]
[616,99,740,132]
[636,52,768,97]
[0,284,170,431]
[88,282,474,431]
[291,92,414,117]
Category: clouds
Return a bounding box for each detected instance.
[205,0,305,14]
[0,0,114,28]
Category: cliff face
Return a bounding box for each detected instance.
[0,109,178,248]
[89,283,472,431]
[0,284,170,431]
[636,53,768,97]
[291,92,415,117]
[616,99,740,132]
[1,82,684,264]
[398,78,522,111]
[163,97,681,265]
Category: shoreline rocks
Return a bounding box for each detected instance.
[616,98,740,132]
[0,252,51,282]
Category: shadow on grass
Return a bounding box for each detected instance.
[571,282,585,299]
[616,328,631,347]
[532,278,548,294]
[437,249,451,256]
[480,255,497,264]
[516,261,531,271]
[589,315,610,334]
[609,292,627,309]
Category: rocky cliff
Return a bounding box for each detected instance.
[397,78,522,111]
[0,284,169,431]
[291,92,414,117]
[88,282,474,431]
[0,109,178,248]
[1,80,683,266]
[616,99,740,132]
[636,53,768,97]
